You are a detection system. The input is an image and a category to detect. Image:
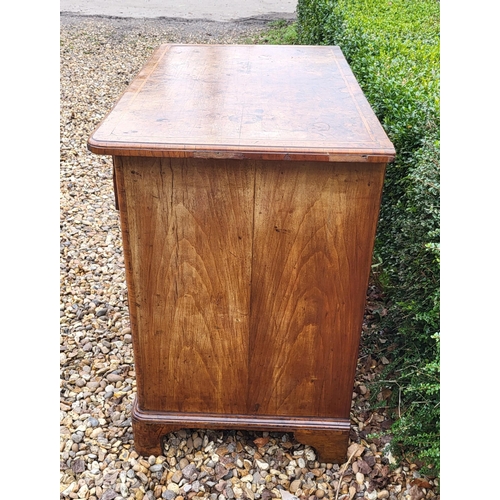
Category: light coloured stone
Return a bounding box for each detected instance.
[120,483,129,497]
[61,482,77,497]
[289,480,301,493]
[255,459,269,470]
[167,483,180,494]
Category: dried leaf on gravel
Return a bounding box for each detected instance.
[347,442,365,460]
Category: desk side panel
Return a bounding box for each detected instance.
[115,156,254,414]
[248,161,386,418]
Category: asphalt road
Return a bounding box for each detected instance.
[60,0,298,22]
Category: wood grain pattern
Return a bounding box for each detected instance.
[115,156,254,414]
[90,44,395,462]
[88,45,395,162]
[114,157,385,453]
[248,161,385,418]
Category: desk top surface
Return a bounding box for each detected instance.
[88,44,395,162]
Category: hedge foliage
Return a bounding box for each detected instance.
[296,0,440,473]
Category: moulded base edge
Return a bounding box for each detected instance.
[131,399,351,464]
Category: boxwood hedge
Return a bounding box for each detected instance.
[296,0,440,473]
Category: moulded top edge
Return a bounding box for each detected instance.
[88,44,395,161]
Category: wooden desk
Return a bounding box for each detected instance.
[88,44,395,463]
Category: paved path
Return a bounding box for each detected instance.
[60,0,297,22]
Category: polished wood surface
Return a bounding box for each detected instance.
[89,44,395,463]
[115,156,253,415]
[114,156,385,462]
[88,44,394,163]
[248,161,385,418]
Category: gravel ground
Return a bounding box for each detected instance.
[60,14,439,500]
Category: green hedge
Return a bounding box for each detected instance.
[296,0,440,473]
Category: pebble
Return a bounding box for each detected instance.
[72,459,85,473]
[77,484,89,498]
[167,483,180,494]
[71,433,83,444]
[87,416,99,427]
[120,483,129,497]
[181,463,196,478]
[256,459,270,470]
[101,490,118,500]
[171,470,183,484]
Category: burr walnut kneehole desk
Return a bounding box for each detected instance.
[88,44,395,463]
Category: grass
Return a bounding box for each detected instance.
[249,19,298,45]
